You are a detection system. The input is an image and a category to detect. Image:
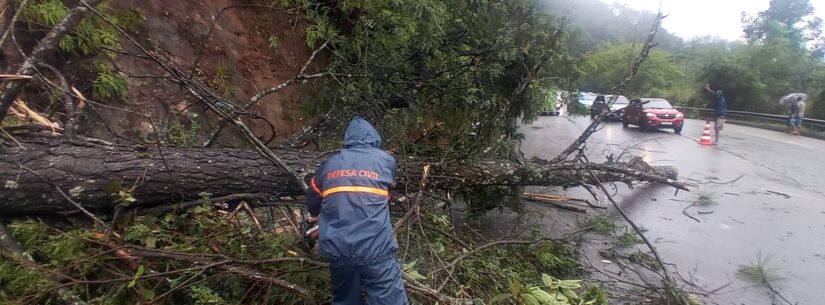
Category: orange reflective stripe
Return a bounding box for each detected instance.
[322,186,389,198]
[310,177,322,195]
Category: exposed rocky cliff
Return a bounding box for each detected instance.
[3,0,326,146]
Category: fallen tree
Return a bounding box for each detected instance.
[0,4,699,305]
[0,138,684,214]
[0,0,690,217]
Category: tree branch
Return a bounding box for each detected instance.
[203,41,330,147]
[0,0,105,124]
[552,13,666,163]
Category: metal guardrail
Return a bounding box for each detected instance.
[674,106,825,129]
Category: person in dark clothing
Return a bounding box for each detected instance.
[704,83,727,144]
[788,102,800,134]
[781,93,807,135]
[305,117,408,305]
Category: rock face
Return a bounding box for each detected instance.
[67,1,326,146]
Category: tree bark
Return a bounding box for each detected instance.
[0,140,683,215]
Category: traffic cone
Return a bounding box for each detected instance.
[699,123,713,145]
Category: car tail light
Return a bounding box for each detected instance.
[645,112,655,117]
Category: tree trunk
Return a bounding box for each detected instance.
[0,140,682,215]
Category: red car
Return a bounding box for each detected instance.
[622,98,684,134]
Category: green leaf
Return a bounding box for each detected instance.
[103,181,124,194]
[489,294,512,304]
[144,236,157,248]
[521,294,541,305]
[561,288,579,300]
[138,287,155,300]
[558,280,582,290]
[117,189,137,206]
[403,260,417,269]
[127,265,145,288]
[268,35,280,49]
[541,273,555,287]
[529,288,554,302]
[403,260,427,281]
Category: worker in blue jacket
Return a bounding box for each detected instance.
[305,117,408,305]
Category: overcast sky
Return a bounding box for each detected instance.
[600,0,825,41]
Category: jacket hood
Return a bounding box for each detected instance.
[343,117,381,149]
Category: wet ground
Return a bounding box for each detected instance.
[518,115,825,305]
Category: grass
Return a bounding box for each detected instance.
[586,216,615,235]
[616,232,643,247]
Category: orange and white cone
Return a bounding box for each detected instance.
[699,123,713,145]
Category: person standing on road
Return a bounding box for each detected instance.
[704,83,727,144]
[305,117,408,305]
[787,102,799,134]
[781,93,807,135]
[796,96,807,135]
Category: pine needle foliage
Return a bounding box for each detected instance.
[586,216,615,235]
[736,252,783,285]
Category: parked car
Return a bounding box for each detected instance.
[590,95,629,120]
[622,98,684,134]
[576,92,598,109]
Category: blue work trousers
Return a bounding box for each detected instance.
[329,258,408,305]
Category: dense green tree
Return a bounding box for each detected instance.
[743,0,823,51]
[808,91,825,119]
[580,43,684,98]
[700,24,813,113]
[284,0,579,156]
[693,0,825,115]
[673,37,744,82]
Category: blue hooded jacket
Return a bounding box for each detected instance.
[306,117,397,266]
[715,95,727,117]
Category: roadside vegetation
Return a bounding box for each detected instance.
[0,203,615,305]
[544,0,825,119]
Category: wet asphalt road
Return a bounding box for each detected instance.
[519,115,825,305]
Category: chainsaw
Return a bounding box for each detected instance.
[298,216,319,253]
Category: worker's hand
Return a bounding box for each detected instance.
[306,216,320,240]
[309,227,320,240]
[704,83,711,90]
